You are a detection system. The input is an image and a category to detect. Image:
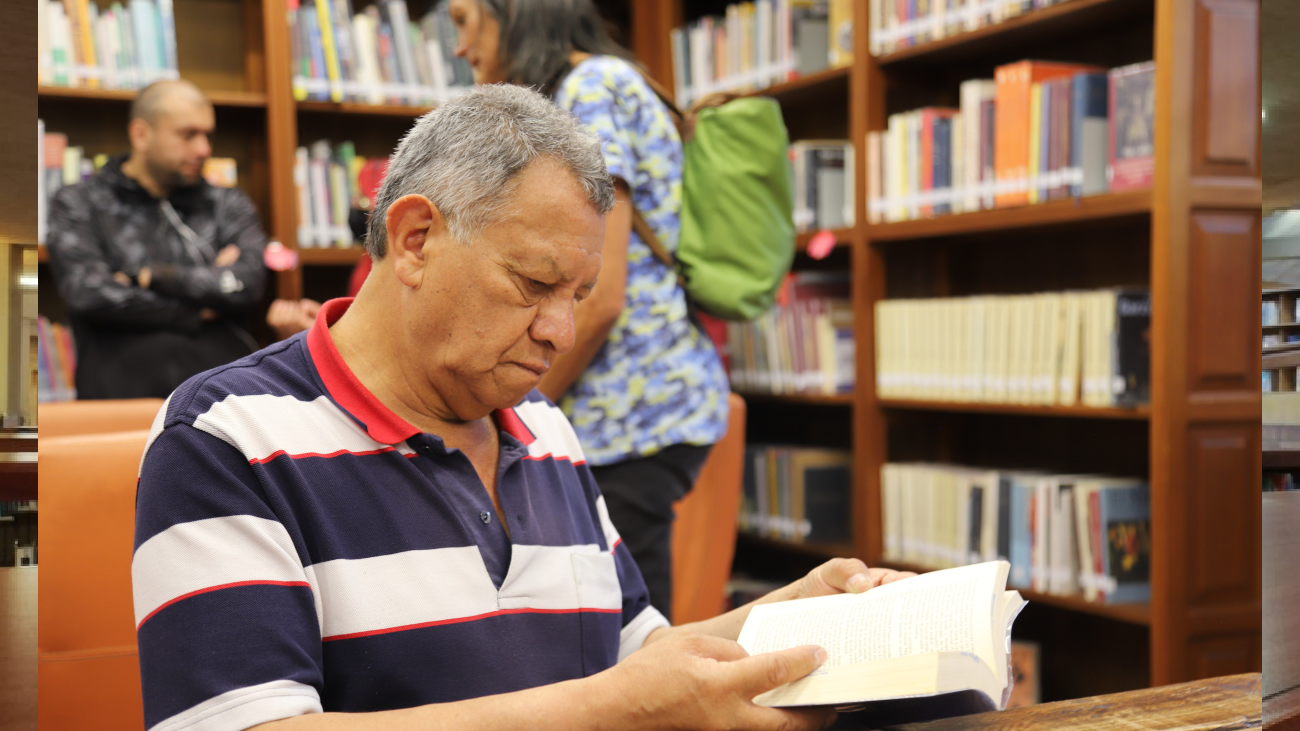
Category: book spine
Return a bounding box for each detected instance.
[155,0,176,75]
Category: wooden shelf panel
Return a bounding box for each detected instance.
[878,399,1149,420]
[874,0,1153,69]
[1264,323,1300,330]
[737,391,855,407]
[297,247,366,266]
[883,561,1151,625]
[795,227,855,253]
[736,532,855,562]
[38,85,267,108]
[866,190,1151,243]
[296,100,432,118]
[742,66,850,106]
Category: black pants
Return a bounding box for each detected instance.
[590,443,713,624]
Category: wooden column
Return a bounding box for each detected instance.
[261,0,302,301]
[630,1,682,96]
[1150,0,1262,685]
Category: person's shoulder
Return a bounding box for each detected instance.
[159,335,314,432]
[564,55,650,98]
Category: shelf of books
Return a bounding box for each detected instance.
[655,0,1260,702]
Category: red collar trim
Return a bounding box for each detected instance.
[306,297,532,446]
[306,298,421,445]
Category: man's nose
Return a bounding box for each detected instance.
[530,296,576,355]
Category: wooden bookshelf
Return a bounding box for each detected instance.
[795,228,855,253]
[866,190,1152,242]
[297,247,367,267]
[875,0,1153,69]
[38,85,268,108]
[36,0,1261,701]
[737,391,855,407]
[877,399,1151,420]
[884,560,1152,626]
[295,100,431,118]
[646,0,1261,701]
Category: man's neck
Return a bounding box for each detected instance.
[329,283,492,439]
[120,155,168,198]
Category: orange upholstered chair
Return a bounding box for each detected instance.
[39,430,151,731]
[39,398,164,438]
[671,393,747,624]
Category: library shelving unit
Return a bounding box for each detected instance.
[636,0,1261,702]
[36,0,1260,701]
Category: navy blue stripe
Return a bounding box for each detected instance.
[135,424,280,550]
[319,611,620,710]
[138,584,322,729]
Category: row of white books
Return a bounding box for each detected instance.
[869,0,1078,55]
[882,462,1151,604]
[874,289,1150,407]
[290,0,471,108]
[38,0,180,90]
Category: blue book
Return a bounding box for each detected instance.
[156,0,177,73]
[933,117,952,215]
[128,0,157,82]
[1071,72,1110,197]
[305,4,329,101]
[1008,476,1035,589]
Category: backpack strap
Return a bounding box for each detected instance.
[631,205,674,269]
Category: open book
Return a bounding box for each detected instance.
[738,561,1025,723]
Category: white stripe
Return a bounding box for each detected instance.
[192,394,413,462]
[138,392,174,477]
[147,679,321,731]
[499,544,621,612]
[618,606,670,662]
[133,515,314,628]
[594,496,623,553]
[513,400,587,463]
[313,544,623,639]
[311,547,498,639]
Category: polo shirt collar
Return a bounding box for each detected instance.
[305,297,538,450]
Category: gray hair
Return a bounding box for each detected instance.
[365,83,615,258]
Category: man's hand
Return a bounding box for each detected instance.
[607,632,835,731]
[785,558,916,602]
[267,298,322,340]
[215,244,241,267]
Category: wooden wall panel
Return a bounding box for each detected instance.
[1188,635,1259,680]
[1184,424,1256,603]
[1185,212,1258,392]
[1193,0,1260,177]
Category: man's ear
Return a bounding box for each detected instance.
[127,118,151,153]
[386,194,443,288]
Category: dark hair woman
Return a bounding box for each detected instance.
[447,0,731,624]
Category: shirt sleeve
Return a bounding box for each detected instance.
[558,63,639,185]
[133,421,323,731]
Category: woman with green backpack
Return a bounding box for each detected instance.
[446,0,732,622]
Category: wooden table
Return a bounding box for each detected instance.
[832,674,1260,730]
[0,567,36,731]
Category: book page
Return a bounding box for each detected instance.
[739,562,1004,676]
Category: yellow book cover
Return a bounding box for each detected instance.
[315,0,343,102]
[829,0,853,68]
[1028,83,1041,205]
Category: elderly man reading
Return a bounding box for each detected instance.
[132,84,911,731]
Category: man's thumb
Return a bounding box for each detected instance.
[733,645,827,698]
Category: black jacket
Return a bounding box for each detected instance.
[47,156,267,399]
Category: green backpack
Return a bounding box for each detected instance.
[632,93,796,322]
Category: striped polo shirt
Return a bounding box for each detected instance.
[132,298,667,731]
